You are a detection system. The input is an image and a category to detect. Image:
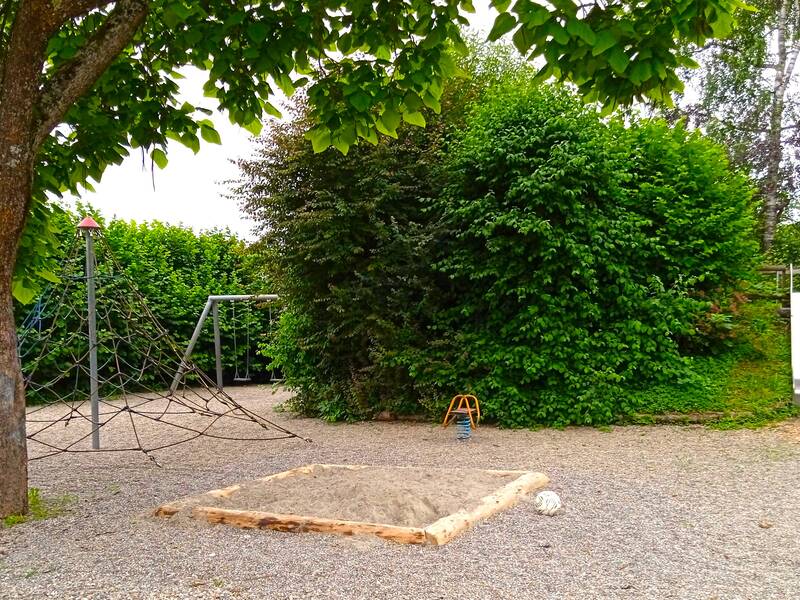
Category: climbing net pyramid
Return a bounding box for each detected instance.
[18,221,301,462]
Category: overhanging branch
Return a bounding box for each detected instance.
[58,0,116,21]
[33,0,150,150]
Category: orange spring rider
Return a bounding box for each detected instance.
[442,394,481,430]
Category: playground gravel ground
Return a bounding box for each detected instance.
[1,385,799,600]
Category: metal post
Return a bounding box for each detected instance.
[212,300,223,390]
[169,298,213,394]
[83,225,100,449]
[206,294,277,302]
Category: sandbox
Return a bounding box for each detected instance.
[154,464,549,545]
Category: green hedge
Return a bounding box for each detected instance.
[416,85,757,426]
[238,80,759,427]
[16,210,272,398]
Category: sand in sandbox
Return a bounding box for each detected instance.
[167,466,520,527]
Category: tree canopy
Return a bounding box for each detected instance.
[7,0,751,302]
[681,0,800,249]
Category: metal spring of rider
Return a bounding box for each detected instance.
[456,413,471,441]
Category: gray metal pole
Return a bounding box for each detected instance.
[212,300,223,390]
[207,294,277,302]
[84,228,100,449]
[169,298,213,394]
[169,293,279,393]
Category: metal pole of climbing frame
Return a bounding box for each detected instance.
[212,300,223,390]
[78,216,102,449]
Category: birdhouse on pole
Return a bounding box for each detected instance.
[77,216,101,230]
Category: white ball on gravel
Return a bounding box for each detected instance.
[534,490,562,516]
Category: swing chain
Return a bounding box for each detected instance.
[232,300,252,382]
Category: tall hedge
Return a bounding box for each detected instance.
[417,86,757,426]
[238,78,758,426]
[618,119,758,296]
[236,110,448,419]
[235,43,525,419]
[16,211,269,396]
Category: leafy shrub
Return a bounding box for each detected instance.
[239,76,758,426]
[237,42,526,420]
[628,299,797,428]
[238,109,448,420]
[617,120,758,295]
[429,87,756,426]
[768,222,800,264]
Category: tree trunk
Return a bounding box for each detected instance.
[0,1,51,518]
[0,164,32,517]
[762,0,796,251]
[762,97,786,252]
[0,1,150,517]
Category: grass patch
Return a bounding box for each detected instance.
[1,488,75,528]
[627,299,799,428]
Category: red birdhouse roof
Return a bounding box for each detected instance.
[76,216,100,230]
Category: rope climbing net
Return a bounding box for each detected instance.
[18,223,302,463]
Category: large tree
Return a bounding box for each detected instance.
[0,0,746,517]
[683,0,800,249]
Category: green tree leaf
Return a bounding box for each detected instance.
[200,125,222,145]
[608,47,630,74]
[566,18,597,45]
[488,13,517,41]
[151,148,168,169]
[402,111,426,127]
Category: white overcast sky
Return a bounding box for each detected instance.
[64,3,496,240]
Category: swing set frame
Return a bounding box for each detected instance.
[169,294,277,394]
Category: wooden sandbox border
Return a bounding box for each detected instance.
[153,464,549,546]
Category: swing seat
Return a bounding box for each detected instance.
[233,376,252,382]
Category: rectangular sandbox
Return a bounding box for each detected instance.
[153,464,549,545]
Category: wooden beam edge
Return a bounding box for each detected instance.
[191,506,427,545]
[312,464,370,472]
[484,469,530,476]
[257,464,317,482]
[153,503,181,518]
[423,471,549,546]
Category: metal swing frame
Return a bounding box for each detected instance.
[169,294,277,394]
[231,300,252,383]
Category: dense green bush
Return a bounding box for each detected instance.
[236,43,524,420]
[768,222,800,265]
[237,108,448,419]
[238,75,758,426]
[16,210,269,397]
[414,85,756,426]
[619,120,758,295]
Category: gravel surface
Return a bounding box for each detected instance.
[2,385,799,600]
